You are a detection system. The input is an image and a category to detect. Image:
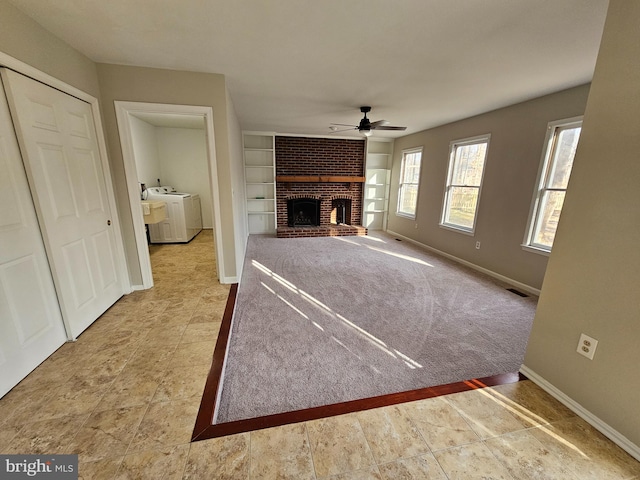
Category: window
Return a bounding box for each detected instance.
[524,117,582,253]
[441,135,490,233]
[396,147,423,218]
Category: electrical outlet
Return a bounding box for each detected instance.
[415,223,418,229]
[475,241,481,249]
[576,333,598,360]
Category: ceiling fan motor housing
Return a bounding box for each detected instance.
[329,106,405,134]
[359,106,372,130]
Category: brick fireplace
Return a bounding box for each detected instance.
[275,136,368,238]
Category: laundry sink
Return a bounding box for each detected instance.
[141,200,167,224]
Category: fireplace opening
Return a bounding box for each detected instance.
[287,198,321,227]
[331,199,352,225]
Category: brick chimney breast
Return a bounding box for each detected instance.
[275,136,367,238]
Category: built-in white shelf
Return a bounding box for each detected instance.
[363,139,394,230]
[244,132,276,234]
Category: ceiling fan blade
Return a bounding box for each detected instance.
[369,119,390,128]
[329,127,357,133]
[373,125,407,131]
[331,108,406,134]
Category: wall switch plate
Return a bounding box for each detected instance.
[475,241,481,249]
[577,333,598,360]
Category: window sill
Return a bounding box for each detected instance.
[439,223,475,236]
[521,244,551,257]
[396,212,416,220]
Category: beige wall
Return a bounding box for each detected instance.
[388,85,590,290]
[524,0,640,449]
[0,0,100,97]
[0,0,246,285]
[96,64,239,283]
[225,90,248,277]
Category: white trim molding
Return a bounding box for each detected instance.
[522,116,583,253]
[386,229,540,296]
[114,101,228,286]
[440,133,491,235]
[396,146,423,219]
[520,365,640,462]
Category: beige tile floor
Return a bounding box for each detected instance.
[1,229,639,479]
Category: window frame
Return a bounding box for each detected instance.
[396,146,423,219]
[440,134,491,235]
[523,116,583,255]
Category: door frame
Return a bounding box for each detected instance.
[114,101,225,288]
[0,51,131,331]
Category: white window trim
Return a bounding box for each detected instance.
[440,134,490,235]
[522,116,583,254]
[396,146,423,219]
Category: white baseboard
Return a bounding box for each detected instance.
[520,365,640,461]
[385,230,540,296]
[133,275,237,289]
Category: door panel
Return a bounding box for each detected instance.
[38,143,78,219]
[1,255,53,342]
[78,149,105,213]
[0,79,67,398]
[2,69,123,339]
[61,239,96,309]
[92,230,118,289]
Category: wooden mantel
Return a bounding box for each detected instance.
[275,175,366,183]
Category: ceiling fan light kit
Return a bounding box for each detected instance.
[330,106,407,136]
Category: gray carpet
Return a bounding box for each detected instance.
[215,232,537,423]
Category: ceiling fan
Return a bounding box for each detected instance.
[331,106,407,136]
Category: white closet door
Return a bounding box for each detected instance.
[0,77,67,398]
[1,69,124,339]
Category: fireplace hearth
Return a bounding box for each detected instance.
[275,136,368,238]
[279,195,367,238]
[287,198,320,227]
[331,198,352,225]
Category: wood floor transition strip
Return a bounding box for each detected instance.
[192,282,238,441]
[192,284,527,442]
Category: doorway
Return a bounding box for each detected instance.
[115,102,225,289]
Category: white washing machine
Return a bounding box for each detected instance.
[146,186,202,243]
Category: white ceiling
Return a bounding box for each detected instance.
[9,0,609,138]
[130,112,205,130]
